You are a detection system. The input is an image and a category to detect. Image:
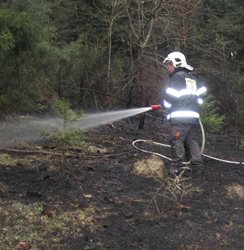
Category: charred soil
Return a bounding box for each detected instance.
[0,117,243,250]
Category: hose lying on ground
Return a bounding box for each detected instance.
[132,120,243,165]
[132,139,244,165]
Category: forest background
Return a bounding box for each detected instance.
[0,0,243,143]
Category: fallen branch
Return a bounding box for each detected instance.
[0,148,63,156]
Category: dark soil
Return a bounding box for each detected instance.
[0,116,243,250]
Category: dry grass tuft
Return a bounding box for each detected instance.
[226,184,244,199]
[133,155,167,179]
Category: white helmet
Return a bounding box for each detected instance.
[163,52,193,71]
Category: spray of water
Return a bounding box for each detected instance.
[0,107,151,147]
[71,107,151,130]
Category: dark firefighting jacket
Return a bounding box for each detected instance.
[163,67,207,124]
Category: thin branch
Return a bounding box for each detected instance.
[124,2,139,40]
[141,18,154,49]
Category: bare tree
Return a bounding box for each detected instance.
[123,0,167,128]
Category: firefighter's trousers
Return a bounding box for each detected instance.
[169,123,202,166]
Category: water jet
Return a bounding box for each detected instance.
[0,107,152,147]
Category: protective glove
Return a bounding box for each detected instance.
[151,104,161,111]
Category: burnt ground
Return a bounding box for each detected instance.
[0,116,243,250]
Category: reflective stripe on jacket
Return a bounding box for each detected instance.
[163,67,206,124]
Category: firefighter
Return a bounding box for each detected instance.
[152,52,207,175]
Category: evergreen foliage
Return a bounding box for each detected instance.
[200,97,225,133]
[52,98,85,147]
[0,0,243,134]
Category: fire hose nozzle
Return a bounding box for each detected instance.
[151,104,161,111]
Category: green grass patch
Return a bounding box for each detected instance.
[0,201,96,249]
[0,154,18,166]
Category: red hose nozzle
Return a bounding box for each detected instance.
[151,104,161,111]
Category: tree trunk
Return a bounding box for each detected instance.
[15,53,22,93]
